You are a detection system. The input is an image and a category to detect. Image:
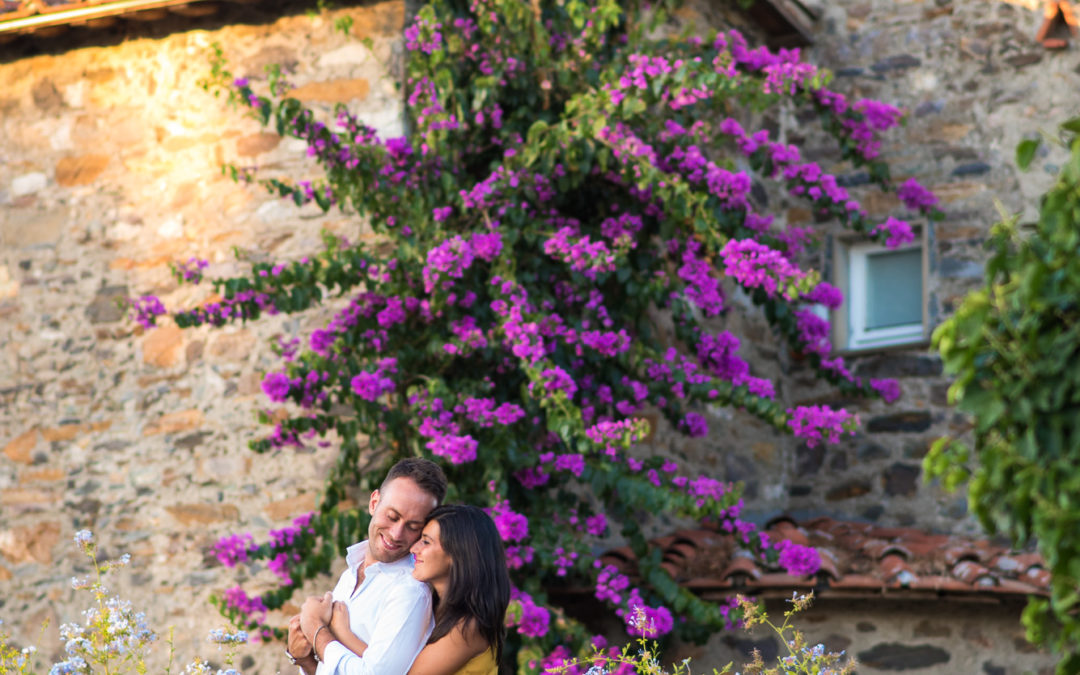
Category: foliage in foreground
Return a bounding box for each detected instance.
[548,593,853,675]
[0,534,849,675]
[0,531,246,675]
[927,119,1080,673]
[134,0,936,669]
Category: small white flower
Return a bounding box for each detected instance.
[184,659,213,675]
[73,530,93,545]
[208,628,248,645]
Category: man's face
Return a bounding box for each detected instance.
[367,477,437,564]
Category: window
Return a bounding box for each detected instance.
[832,231,927,351]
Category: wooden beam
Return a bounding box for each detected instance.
[0,0,213,34]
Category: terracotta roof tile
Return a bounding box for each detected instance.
[598,516,1049,601]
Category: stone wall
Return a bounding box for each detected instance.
[0,2,404,671]
[682,597,1053,675]
[0,0,1073,672]
[671,0,1080,539]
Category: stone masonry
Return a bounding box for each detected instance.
[1,3,406,672]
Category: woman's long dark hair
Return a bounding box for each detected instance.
[425,504,510,663]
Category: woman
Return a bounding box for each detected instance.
[308,504,511,675]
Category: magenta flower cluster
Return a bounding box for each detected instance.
[129,295,166,329]
[171,1,939,660]
[508,588,551,638]
[787,405,857,448]
[174,257,209,284]
[774,539,822,577]
[720,239,806,299]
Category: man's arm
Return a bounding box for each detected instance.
[320,582,432,675]
[288,614,318,675]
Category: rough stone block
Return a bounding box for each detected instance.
[860,190,901,216]
[11,172,47,196]
[1006,53,1042,68]
[796,443,825,474]
[165,503,240,526]
[4,428,38,464]
[913,619,952,638]
[826,480,871,501]
[861,504,885,520]
[0,522,60,564]
[85,285,129,324]
[871,54,922,73]
[20,467,66,483]
[40,424,82,442]
[926,122,973,142]
[317,43,375,68]
[725,635,779,661]
[32,78,63,111]
[208,330,256,361]
[857,643,950,670]
[346,0,404,38]
[55,154,110,186]
[1,206,67,247]
[867,412,932,433]
[854,355,943,378]
[289,78,371,104]
[265,493,317,521]
[883,463,921,497]
[175,431,213,450]
[939,257,985,279]
[142,325,185,368]
[952,162,992,177]
[144,409,204,436]
[0,265,18,299]
[236,132,282,157]
[0,487,58,508]
[933,180,986,203]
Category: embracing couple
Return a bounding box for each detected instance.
[286,458,511,675]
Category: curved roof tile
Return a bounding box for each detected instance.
[595,516,1049,600]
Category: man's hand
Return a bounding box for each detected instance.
[300,591,334,641]
[287,614,317,674]
[329,600,351,640]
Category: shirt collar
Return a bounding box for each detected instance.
[346,540,416,576]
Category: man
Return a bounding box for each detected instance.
[287,457,448,675]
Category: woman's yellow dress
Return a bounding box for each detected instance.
[453,647,496,675]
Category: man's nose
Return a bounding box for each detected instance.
[389,521,406,541]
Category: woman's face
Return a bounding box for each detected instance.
[410,520,452,585]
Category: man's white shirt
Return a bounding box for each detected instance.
[317,541,433,675]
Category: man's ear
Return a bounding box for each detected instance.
[369,489,381,516]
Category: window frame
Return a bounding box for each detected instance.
[831,228,929,353]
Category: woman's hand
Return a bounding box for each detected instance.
[329,600,351,640]
[299,591,334,640]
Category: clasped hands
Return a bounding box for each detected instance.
[288,592,352,663]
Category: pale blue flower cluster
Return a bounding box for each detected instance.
[207,628,248,645]
[6,530,253,675]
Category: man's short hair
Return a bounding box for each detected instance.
[381,457,447,505]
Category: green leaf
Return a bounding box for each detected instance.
[1061,116,1080,134]
[1016,138,1041,171]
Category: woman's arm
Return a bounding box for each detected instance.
[328,600,370,658]
[407,621,489,675]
